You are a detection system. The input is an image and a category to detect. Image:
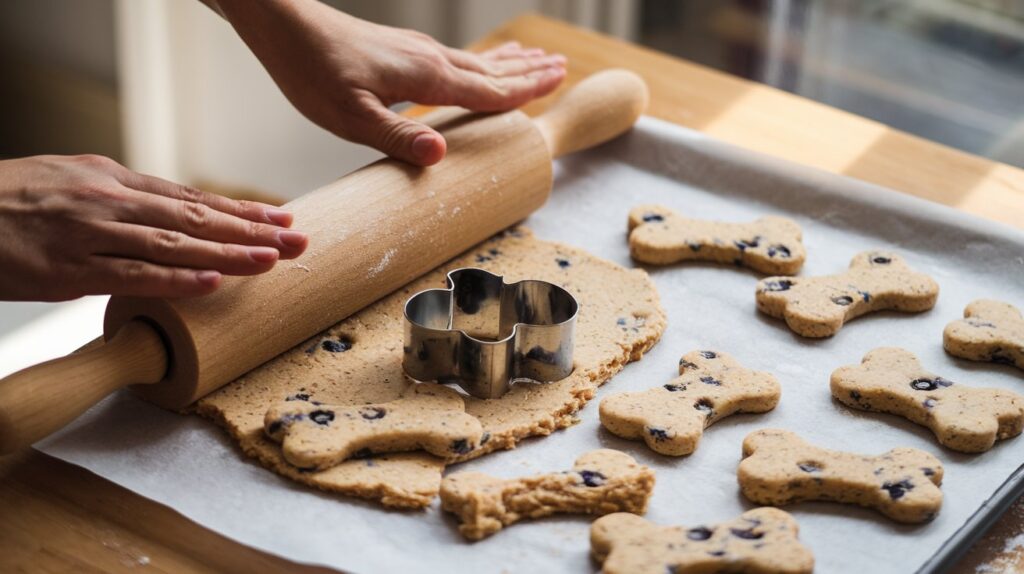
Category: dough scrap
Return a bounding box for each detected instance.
[591,508,814,574]
[831,347,1024,453]
[196,228,666,508]
[627,204,806,275]
[440,449,655,540]
[943,299,1024,371]
[738,429,943,523]
[755,250,939,338]
[599,350,780,456]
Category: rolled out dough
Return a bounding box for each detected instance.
[196,227,666,508]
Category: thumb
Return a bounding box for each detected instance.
[351,95,447,167]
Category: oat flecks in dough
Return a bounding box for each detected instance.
[627,204,806,275]
[599,350,780,456]
[440,449,655,540]
[264,383,484,470]
[831,347,1024,453]
[738,429,943,523]
[196,227,666,509]
[755,250,939,338]
[591,508,814,574]
[943,299,1024,371]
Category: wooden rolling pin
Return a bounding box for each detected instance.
[0,69,648,453]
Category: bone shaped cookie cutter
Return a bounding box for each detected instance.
[440,449,655,540]
[402,268,578,399]
[831,347,1024,453]
[591,508,814,574]
[739,429,943,523]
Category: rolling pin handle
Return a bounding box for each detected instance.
[0,319,168,454]
[533,68,649,159]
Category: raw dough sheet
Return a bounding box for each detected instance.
[12,116,1024,573]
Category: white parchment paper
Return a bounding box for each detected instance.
[14,117,1024,573]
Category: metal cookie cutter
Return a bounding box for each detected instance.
[402,268,579,399]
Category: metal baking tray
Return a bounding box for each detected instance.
[26,116,1024,573]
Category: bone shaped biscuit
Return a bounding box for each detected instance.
[755,251,939,338]
[627,205,806,275]
[944,299,1024,372]
[439,449,654,540]
[738,429,943,523]
[264,383,484,471]
[591,508,814,574]
[599,350,780,455]
[831,347,1024,453]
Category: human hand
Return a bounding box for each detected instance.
[211,0,567,166]
[0,154,308,301]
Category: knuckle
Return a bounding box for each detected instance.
[233,198,257,217]
[245,219,265,241]
[178,185,204,203]
[75,154,115,168]
[181,201,209,230]
[119,260,149,284]
[149,229,185,256]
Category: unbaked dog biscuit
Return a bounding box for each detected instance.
[755,251,939,338]
[591,508,814,574]
[738,429,943,523]
[264,383,484,470]
[627,205,806,275]
[599,350,780,455]
[439,449,654,540]
[831,347,1024,453]
[944,299,1024,371]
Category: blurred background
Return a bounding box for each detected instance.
[1,0,1023,333]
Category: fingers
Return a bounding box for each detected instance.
[84,255,222,299]
[478,42,545,61]
[447,46,565,78]
[448,66,566,112]
[95,221,280,276]
[346,91,447,166]
[485,53,567,78]
[440,42,566,112]
[118,189,308,259]
[119,171,294,228]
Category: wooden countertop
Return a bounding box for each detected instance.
[3,12,1022,574]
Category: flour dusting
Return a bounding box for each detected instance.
[369,248,397,277]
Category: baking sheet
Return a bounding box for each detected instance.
[13,116,1024,573]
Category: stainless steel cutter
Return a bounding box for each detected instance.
[402,268,578,399]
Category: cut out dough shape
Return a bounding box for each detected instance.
[599,350,780,455]
[831,347,1024,453]
[627,204,806,275]
[440,449,655,540]
[264,383,484,470]
[197,228,666,509]
[738,429,943,523]
[591,508,814,574]
[755,251,939,338]
[944,299,1024,372]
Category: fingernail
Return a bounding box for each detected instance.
[265,208,293,227]
[277,230,308,248]
[248,246,279,263]
[197,270,221,286]
[411,133,437,161]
